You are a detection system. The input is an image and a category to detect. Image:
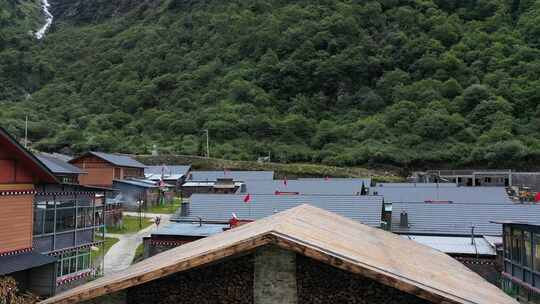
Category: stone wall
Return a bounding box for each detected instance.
[254,247,297,304]
[126,254,254,304]
[296,255,433,304]
[125,246,437,304]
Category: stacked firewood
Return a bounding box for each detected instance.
[296,255,431,304]
[126,255,254,304]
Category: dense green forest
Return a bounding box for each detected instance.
[1,0,540,168]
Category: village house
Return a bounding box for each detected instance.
[145,165,191,192]
[142,221,229,258]
[236,178,371,195]
[40,205,517,304]
[136,193,383,259]
[413,170,540,191]
[0,127,59,297]
[112,178,174,211]
[181,170,274,197]
[32,152,107,292]
[69,151,145,188]
[497,221,540,303]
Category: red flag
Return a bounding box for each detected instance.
[229,213,239,227]
[535,192,540,202]
[243,193,251,203]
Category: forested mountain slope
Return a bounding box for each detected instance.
[1,0,540,168]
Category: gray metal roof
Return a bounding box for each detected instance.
[35,152,84,175]
[87,151,146,168]
[146,165,191,178]
[151,222,228,237]
[375,183,457,188]
[179,194,384,227]
[372,186,513,204]
[391,202,540,236]
[0,251,57,275]
[238,179,370,195]
[401,235,496,256]
[187,170,274,182]
[112,179,158,188]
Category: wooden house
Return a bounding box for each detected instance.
[41,205,516,304]
[69,152,145,187]
[0,127,58,297]
[32,153,107,292]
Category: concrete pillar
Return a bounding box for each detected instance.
[254,246,297,304]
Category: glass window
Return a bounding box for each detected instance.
[57,258,62,276]
[33,205,46,235]
[62,256,70,276]
[524,231,532,267]
[57,249,91,277]
[56,207,76,232]
[77,207,94,229]
[512,229,522,263]
[77,248,90,271]
[534,234,540,273]
[504,226,511,257]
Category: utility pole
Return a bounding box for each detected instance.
[204,129,210,158]
[24,115,28,148]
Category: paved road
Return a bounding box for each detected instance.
[103,213,171,275]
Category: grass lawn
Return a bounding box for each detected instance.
[92,236,119,263]
[132,243,145,264]
[145,198,182,214]
[107,216,153,234]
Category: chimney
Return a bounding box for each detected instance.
[400,211,409,227]
[180,201,190,217]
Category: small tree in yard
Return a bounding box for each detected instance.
[0,276,38,304]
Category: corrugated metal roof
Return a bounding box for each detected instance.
[35,153,85,175]
[88,152,146,168]
[187,171,274,181]
[0,251,56,275]
[299,177,372,183]
[375,183,457,188]
[145,165,191,180]
[113,179,158,188]
[402,235,496,256]
[372,186,512,204]
[151,222,228,237]
[391,202,540,236]
[179,194,384,227]
[239,179,370,195]
[49,152,73,162]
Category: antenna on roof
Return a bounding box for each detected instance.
[24,115,28,148]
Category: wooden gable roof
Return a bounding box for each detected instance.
[0,127,57,184]
[40,205,517,304]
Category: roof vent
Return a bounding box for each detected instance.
[400,211,409,228]
[240,183,247,193]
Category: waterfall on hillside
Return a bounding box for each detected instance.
[35,0,53,39]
